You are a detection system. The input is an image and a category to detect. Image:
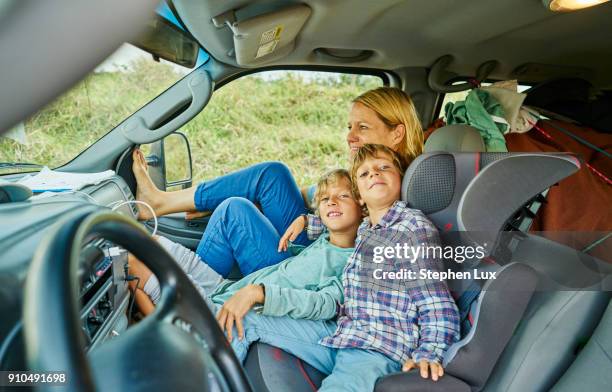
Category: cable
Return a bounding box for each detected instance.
[111,200,158,237]
[67,190,99,204]
[0,322,21,367]
[126,275,141,322]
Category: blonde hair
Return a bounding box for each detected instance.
[312,169,353,214]
[352,87,423,165]
[349,144,408,202]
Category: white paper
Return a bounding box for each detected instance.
[18,167,115,192]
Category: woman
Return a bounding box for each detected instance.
[132,87,423,277]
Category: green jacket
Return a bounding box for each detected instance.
[445,89,508,152]
[210,234,353,320]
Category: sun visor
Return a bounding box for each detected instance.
[223,4,311,67]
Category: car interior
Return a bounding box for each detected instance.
[0,1,611,391]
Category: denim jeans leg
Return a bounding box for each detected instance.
[196,197,292,277]
[318,349,401,392]
[193,161,311,246]
[230,311,337,375]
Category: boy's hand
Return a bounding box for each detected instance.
[402,359,444,382]
[216,284,265,342]
[278,215,307,252]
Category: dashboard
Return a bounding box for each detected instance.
[79,239,130,351]
[0,175,140,372]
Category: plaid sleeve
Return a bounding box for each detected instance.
[407,222,460,364]
[306,213,325,240]
[410,282,460,363]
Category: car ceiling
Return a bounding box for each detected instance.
[173,0,612,88]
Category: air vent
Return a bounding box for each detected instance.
[116,179,139,218]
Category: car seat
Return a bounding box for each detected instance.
[550,300,612,391]
[243,152,581,392]
[423,124,548,233]
[480,230,612,391]
[424,124,486,153]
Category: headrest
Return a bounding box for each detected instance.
[402,152,580,254]
[424,125,486,153]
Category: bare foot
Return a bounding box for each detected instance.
[132,149,164,220]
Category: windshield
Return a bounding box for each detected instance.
[0,43,194,175]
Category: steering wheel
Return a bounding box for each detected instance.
[23,208,253,392]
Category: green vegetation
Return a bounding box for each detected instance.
[0,61,177,170]
[0,60,381,186]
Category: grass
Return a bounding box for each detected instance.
[0,60,381,186]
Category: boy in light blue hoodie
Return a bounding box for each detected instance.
[129,169,362,338]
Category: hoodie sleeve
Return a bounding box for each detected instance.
[261,275,343,320]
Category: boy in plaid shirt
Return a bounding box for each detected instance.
[231,144,460,391]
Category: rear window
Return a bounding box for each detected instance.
[437,82,531,119]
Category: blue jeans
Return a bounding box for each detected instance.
[231,312,400,392]
[194,162,311,277]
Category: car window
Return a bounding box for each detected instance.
[437,82,531,120]
[177,71,384,186]
[0,43,193,175]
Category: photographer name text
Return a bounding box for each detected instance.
[373,268,496,281]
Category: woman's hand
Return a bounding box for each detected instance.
[216,284,265,342]
[278,215,307,252]
[402,359,444,381]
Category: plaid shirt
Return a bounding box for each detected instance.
[306,213,326,240]
[319,200,460,364]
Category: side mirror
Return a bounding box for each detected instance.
[146,131,193,191]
